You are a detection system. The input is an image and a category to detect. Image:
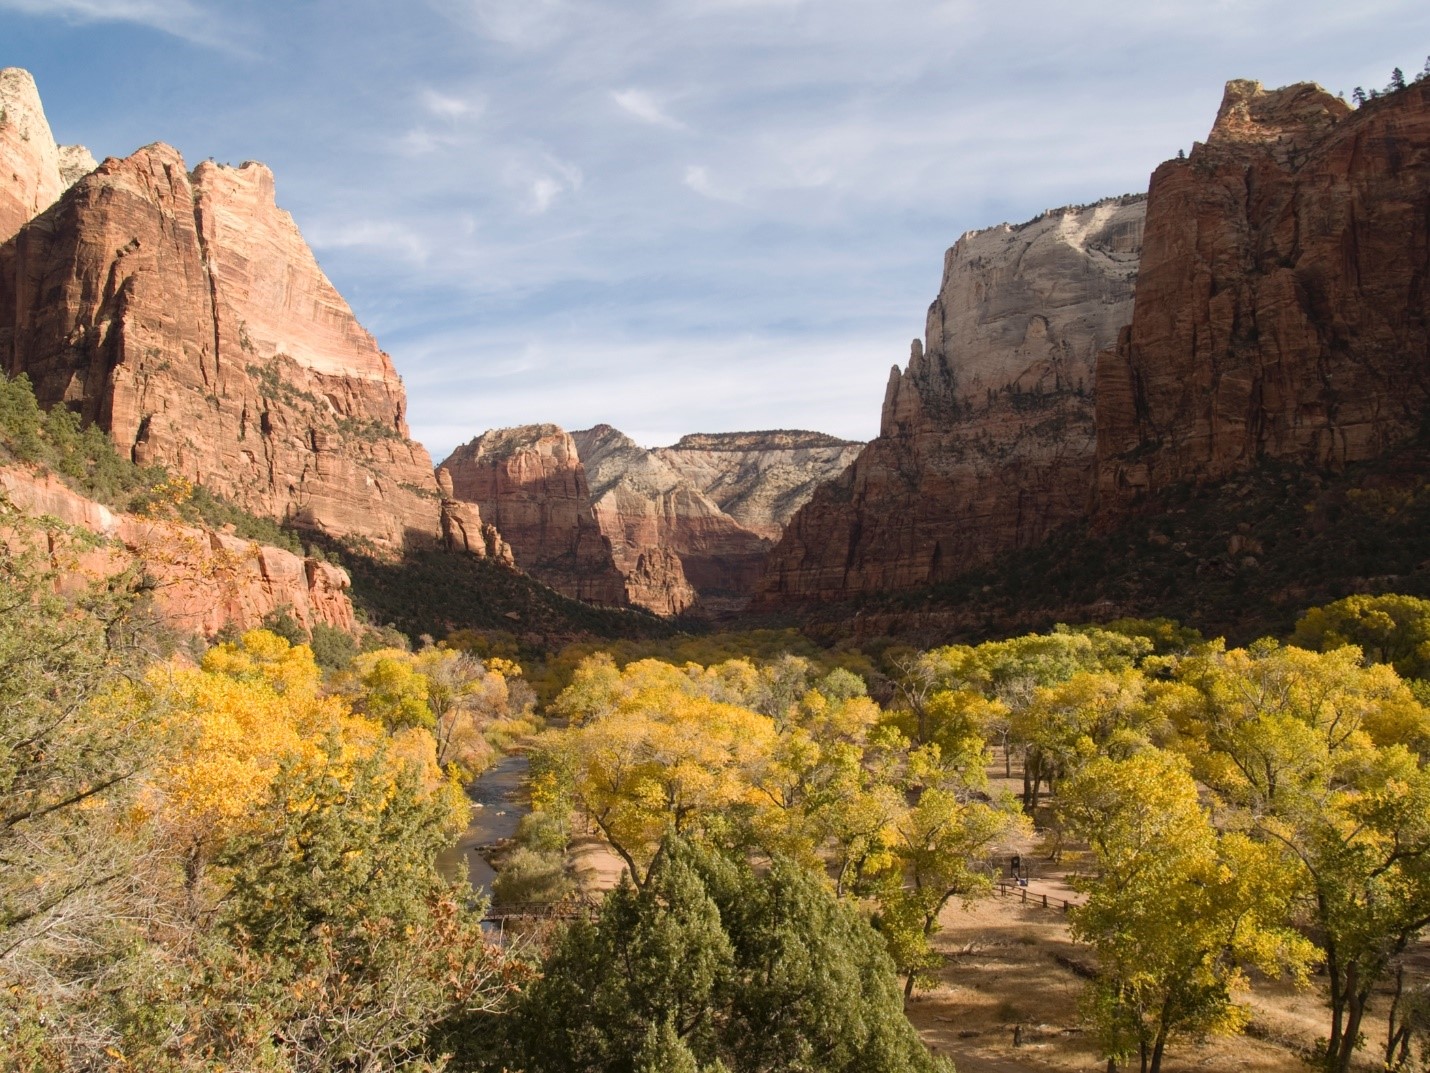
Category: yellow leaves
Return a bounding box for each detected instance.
[556,661,782,875]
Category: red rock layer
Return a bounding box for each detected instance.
[756,196,1145,606]
[1098,79,1430,505]
[440,425,627,606]
[1,466,356,637]
[0,140,442,550]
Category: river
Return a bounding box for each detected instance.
[436,753,530,895]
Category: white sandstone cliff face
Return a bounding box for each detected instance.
[759,195,1147,606]
[884,195,1145,435]
[654,431,864,541]
[0,67,95,241]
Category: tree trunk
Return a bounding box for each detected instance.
[1149,1030,1167,1073]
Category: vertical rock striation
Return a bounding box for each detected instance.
[757,195,1145,606]
[0,136,443,550]
[1097,79,1430,504]
[440,425,628,607]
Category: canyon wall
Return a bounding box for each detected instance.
[654,431,863,541]
[0,466,356,637]
[1098,79,1430,504]
[0,74,445,551]
[0,68,95,243]
[441,425,629,607]
[441,423,861,615]
[757,195,1145,605]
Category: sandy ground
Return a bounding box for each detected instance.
[547,751,1424,1072]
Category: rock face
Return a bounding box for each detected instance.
[436,465,514,563]
[572,425,750,613]
[439,422,859,615]
[0,75,444,551]
[0,465,356,637]
[440,425,628,606]
[0,68,94,242]
[653,431,863,541]
[758,195,1145,605]
[1098,79,1430,505]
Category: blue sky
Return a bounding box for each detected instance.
[3,0,1426,460]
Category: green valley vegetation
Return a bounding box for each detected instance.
[11,459,1430,1070]
[509,609,1430,1073]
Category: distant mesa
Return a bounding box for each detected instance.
[441,423,861,616]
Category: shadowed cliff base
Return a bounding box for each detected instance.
[306,535,681,654]
[783,445,1430,650]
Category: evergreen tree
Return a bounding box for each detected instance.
[503,839,947,1073]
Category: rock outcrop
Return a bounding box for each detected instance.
[757,195,1145,605]
[0,68,94,242]
[436,465,514,563]
[440,425,628,606]
[573,424,751,613]
[0,74,444,551]
[1098,79,1430,504]
[0,466,356,637]
[654,431,863,541]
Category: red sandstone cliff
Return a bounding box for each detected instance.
[0,78,444,551]
[757,196,1145,606]
[1097,79,1430,505]
[440,425,628,607]
[0,466,356,637]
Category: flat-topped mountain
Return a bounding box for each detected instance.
[442,423,862,615]
[655,430,863,541]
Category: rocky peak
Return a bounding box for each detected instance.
[1207,79,1350,150]
[0,86,444,551]
[0,67,94,242]
[1098,76,1430,507]
[441,426,628,607]
[757,194,1145,607]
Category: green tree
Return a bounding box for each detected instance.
[0,498,166,1065]
[1059,750,1311,1073]
[504,839,947,1073]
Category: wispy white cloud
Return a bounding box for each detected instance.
[611,88,687,131]
[427,0,573,48]
[305,219,431,265]
[420,87,482,119]
[0,0,246,50]
[683,165,743,204]
[13,0,1428,459]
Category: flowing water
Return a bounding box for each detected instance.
[437,753,530,895]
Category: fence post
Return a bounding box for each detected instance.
[1020,887,1027,903]
[1042,894,1048,908]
